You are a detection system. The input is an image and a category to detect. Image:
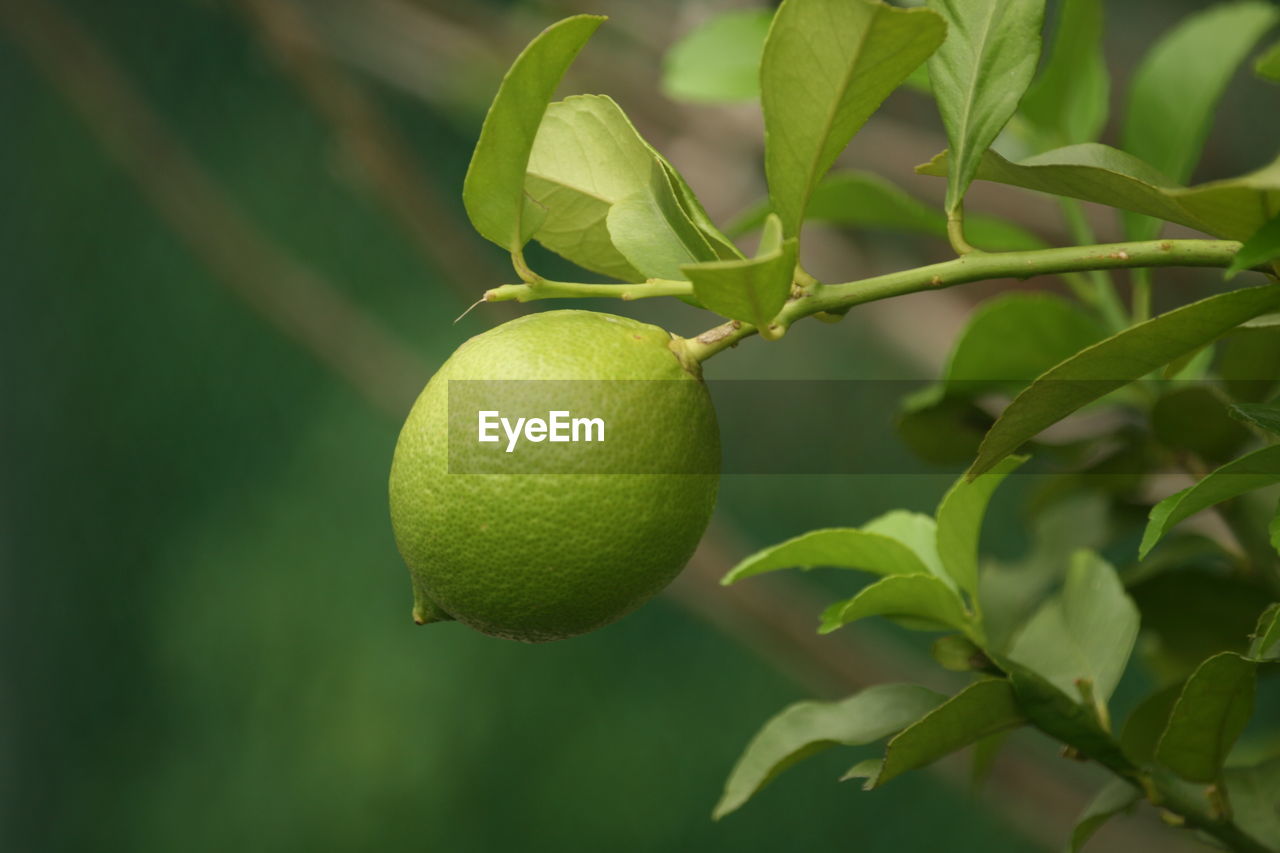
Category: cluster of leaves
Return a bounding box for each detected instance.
[457,0,1280,849]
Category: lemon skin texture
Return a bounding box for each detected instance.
[389,310,720,642]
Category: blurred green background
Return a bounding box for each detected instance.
[2,1,1274,851]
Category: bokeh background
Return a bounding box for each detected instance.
[3,1,1276,851]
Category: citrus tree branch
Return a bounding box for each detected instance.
[484,278,692,302]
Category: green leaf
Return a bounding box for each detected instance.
[1068,778,1140,853]
[1155,651,1257,784]
[970,285,1280,478]
[463,15,604,254]
[1249,603,1280,661]
[917,144,1280,242]
[713,683,943,819]
[1230,401,1280,437]
[943,293,1107,394]
[818,574,969,635]
[926,0,1046,217]
[1273,501,1280,557]
[1007,551,1138,710]
[1020,0,1108,148]
[1224,756,1280,848]
[682,213,797,330]
[931,634,988,672]
[1121,684,1184,765]
[1220,324,1280,402]
[720,529,929,585]
[1122,3,1279,241]
[1228,213,1280,279]
[858,679,1025,789]
[861,510,945,578]
[662,9,772,103]
[659,160,744,262]
[1151,387,1251,463]
[1258,39,1280,82]
[1140,444,1280,559]
[762,0,945,236]
[935,454,1027,596]
[525,95,716,281]
[727,171,1044,250]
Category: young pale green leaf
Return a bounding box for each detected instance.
[917,144,1280,242]
[463,15,604,254]
[860,510,945,578]
[970,286,1280,478]
[1230,401,1280,436]
[1123,2,1279,195]
[712,683,943,819]
[1068,779,1140,853]
[1258,39,1280,82]
[726,171,1044,250]
[1120,684,1184,765]
[1227,213,1280,279]
[526,95,716,281]
[818,574,969,635]
[858,679,1025,789]
[1224,756,1280,848]
[1155,651,1258,784]
[1019,0,1108,148]
[943,293,1107,395]
[926,0,1046,217]
[1250,603,1280,661]
[682,213,797,330]
[1002,659,1136,775]
[935,455,1027,595]
[763,0,945,236]
[662,9,771,103]
[1139,444,1280,559]
[1007,551,1138,710]
[720,529,930,585]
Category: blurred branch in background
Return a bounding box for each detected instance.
[0,1,1202,851]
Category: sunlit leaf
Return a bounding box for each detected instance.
[970,286,1280,478]
[818,574,969,635]
[713,684,943,819]
[663,9,772,103]
[926,0,1045,217]
[1020,0,1108,148]
[935,455,1026,596]
[720,528,930,585]
[763,0,945,235]
[1140,444,1280,559]
[463,16,604,253]
[1155,651,1257,783]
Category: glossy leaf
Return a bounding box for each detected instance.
[1020,0,1108,148]
[463,15,604,253]
[1225,756,1280,848]
[683,214,797,329]
[818,574,969,635]
[1227,212,1280,279]
[1249,603,1280,661]
[763,0,945,235]
[721,528,930,585]
[662,9,771,103]
[918,144,1280,242]
[970,286,1280,478]
[936,455,1026,595]
[1258,39,1280,82]
[1155,652,1257,783]
[859,679,1025,789]
[1140,444,1280,558]
[1069,779,1140,853]
[1230,401,1280,436]
[713,683,943,819]
[526,95,716,281]
[1007,551,1138,709]
[926,0,1046,216]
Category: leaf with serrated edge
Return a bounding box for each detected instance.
[662,9,772,103]
[860,679,1025,789]
[1068,779,1139,853]
[763,0,945,236]
[926,0,1045,216]
[682,214,796,329]
[819,574,969,636]
[917,145,1280,242]
[936,455,1027,595]
[463,16,604,253]
[1007,551,1138,708]
[1249,603,1280,662]
[970,286,1280,478]
[1020,0,1108,148]
[1155,651,1257,784]
[713,684,943,819]
[1140,444,1280,558]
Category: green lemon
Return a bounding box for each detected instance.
[389,310,720,642]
